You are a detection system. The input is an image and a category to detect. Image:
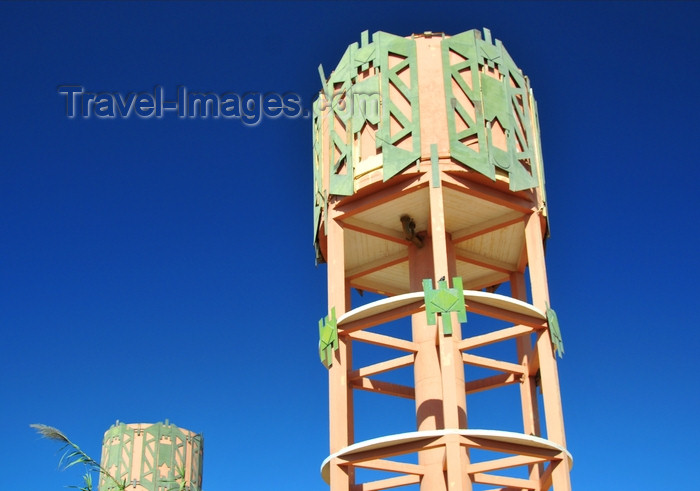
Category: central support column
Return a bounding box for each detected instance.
[406,173,472,490]
[409,239,446,491]
[430,171,470,491]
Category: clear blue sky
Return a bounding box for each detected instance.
[1,2,698,490]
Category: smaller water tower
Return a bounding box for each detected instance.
[98,421,203,491]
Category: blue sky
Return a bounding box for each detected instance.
[1,2,698,490]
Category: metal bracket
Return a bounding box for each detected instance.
[423,277,467,335]
[546,303,564,358]
[319,307,339,368]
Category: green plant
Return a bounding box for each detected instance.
[31,424,125,491]
[68,472,93,491]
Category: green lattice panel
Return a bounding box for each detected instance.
[100,424,134,491]
[142,425,158,490]
[312,97,324,250]
[188,434,203,490]
[326,44,356,196]
[499,45,537,191]
[485,36,537,191]
[313,30,421,201]
[530,92,550,228]
[312,33,382,256]
[442,29,491,179]
[442,29,539,191]
[374,31,421,180]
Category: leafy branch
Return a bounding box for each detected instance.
[31,423,125,491]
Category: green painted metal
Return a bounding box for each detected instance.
[430,143,440,188]
[374,31,421,181]
[442,29,539,191]
[423,277,467,335]
[327,43,355,197]
[441,30,490,179]
[314,43,357,196]
[99,422,203,491]
[546,304,564,358]
[311,30,420,252]
[360,30,369,48]
[311,31,382,255]
[317,64,330,102]
[320,31,383,197]
[312,97,324,262]
[101,423,134,491]
[493,37,537,191]
[350,76,380,131]
[530,91,551,234]
[319,307,339,369]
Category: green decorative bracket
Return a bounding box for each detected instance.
[423,277,467,335]
[319,307,339,368]
[545,303,564,358]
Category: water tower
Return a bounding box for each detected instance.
[98,421,203,491]
[313,29,572,490]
